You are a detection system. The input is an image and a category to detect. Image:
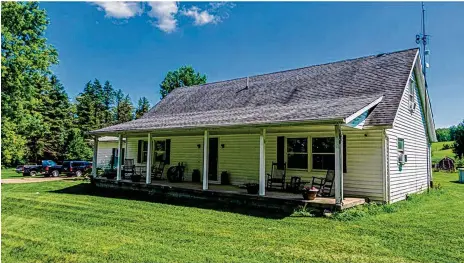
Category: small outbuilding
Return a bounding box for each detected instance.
[436,157,455,171]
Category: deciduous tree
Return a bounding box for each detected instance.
[159,66,207,98]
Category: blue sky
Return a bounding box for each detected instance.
[40,2,464,128]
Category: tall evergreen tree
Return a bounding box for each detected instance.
[135,97,150,119]
[1,2,58,165]
[42,75,75,160]
[102,80,115,126]
[118,95,135,123]
[76,81,97,134]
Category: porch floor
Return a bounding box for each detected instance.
[93,177,365,212]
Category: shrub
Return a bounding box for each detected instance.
[442,144,451,150]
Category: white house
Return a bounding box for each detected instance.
[91,48,436,205]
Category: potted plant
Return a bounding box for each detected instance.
[221,171,230,185]
[302,186,319,200]
[131,174,142,182]
[244,183,259,194]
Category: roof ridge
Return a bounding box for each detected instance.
[171,47,419,92]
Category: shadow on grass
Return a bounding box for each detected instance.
[449,180,463,184]
[50,183,294,219]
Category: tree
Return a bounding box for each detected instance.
[76,81,97,134]
[135,97,150,119]
[114,89,134,124]
[63,128,93,161]
[436,128,451,142]
[453,120,464,159]
[1,2,58,165]
[159,66,207,98]
[42,75,75,160]
[102,80,115,125]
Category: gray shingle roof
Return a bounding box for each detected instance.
[91,48,418,134]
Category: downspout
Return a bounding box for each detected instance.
[382,129,391,204]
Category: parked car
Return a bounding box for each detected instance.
[60,161,92,177]
[15,165,24,173]
[23,160,61,177]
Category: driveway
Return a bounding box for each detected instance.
[1,177,68,184]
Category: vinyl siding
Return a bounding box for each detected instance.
[118,126,384,201]
[96,141,116,167]
[386,68,429,203]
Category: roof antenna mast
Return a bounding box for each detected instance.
[415,2,430,79]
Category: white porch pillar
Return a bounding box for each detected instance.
[259,128,266,196]
[146,133,152,184]
[203,130,209,190]
[334,124,344,206]
[92,136,98,178]
[116,134,123,181]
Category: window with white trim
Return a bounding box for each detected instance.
[154,140,166,162]
[312,137,335,170]
[287,138,308,169]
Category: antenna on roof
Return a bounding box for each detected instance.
[246,76,249,88]
[415,2,432,192]
[415,2,430,79]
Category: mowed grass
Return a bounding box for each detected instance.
[1,168,23,179]
[2,172,464,263]
[432,141,455,163]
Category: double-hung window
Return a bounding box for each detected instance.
[287,138,308,169]
[312,137,335,170]
[154,140,166,162]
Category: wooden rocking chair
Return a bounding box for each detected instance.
[122,159,135,179]
[310,170,335,197]
[267,162,287,190]
[151,161,166,180]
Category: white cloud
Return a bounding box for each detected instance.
[181,6,218,26]
[93,2,143,19]
[147,1,178,33]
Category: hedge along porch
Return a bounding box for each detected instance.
[91,121,389,207]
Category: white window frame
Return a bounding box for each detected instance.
[286,137,309,171]
[140,141,148,164]
[311,136,335,171]
[397,138,405,153]
[154,139,166,163]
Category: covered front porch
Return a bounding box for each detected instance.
[92,176,365,212]
[91,122,374,210]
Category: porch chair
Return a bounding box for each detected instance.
[267,162,287,190]
[122,159,135,179]
[310,170,335,197]
[151,161,166,180]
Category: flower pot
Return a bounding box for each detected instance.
[131,174,141,182]
[245,184,259,194]
[303,190,318,200]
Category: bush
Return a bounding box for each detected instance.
[442,144,451,150]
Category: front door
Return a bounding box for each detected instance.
[208,138,219,181]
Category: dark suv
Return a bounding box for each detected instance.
[61,161,92,177]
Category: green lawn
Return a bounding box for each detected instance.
[1,168,23,179]
[431,141,455,163]
[2,172,464,263]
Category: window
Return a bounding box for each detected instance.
[397,138,405,152]
[312,137,335,170]
[154,140,166,162]
[287,138,308,169]
[137,140,148,163]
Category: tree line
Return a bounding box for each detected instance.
[1,2,151,166]
[435,120,464,160]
